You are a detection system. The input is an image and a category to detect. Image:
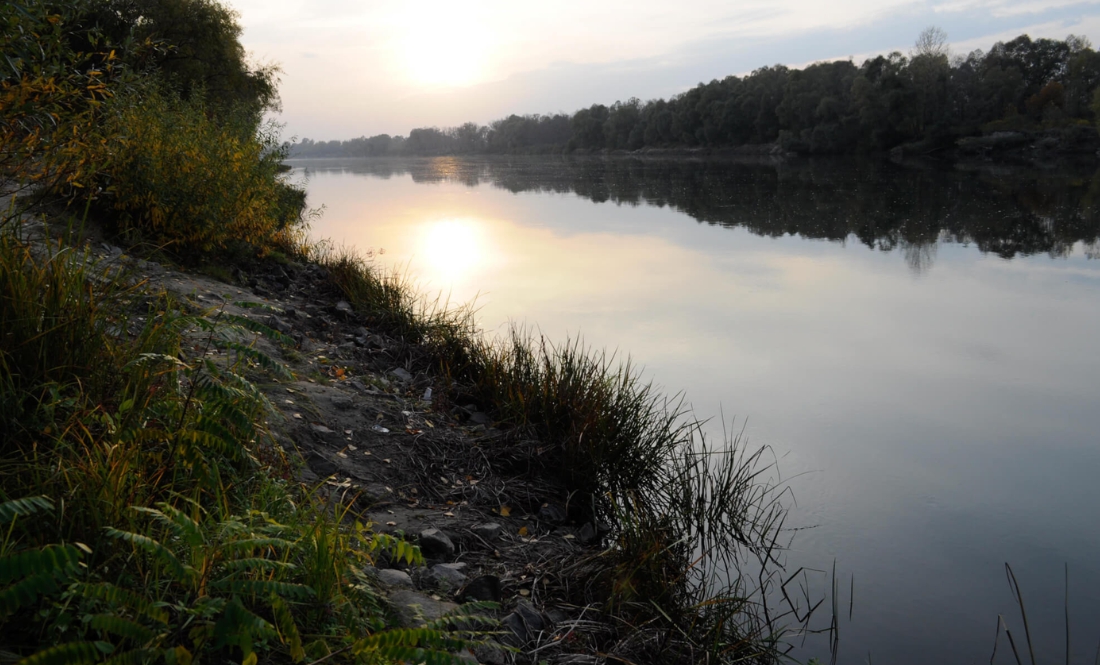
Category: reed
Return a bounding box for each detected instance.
[309,240,810,663]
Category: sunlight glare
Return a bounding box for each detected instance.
[419,218,486,283]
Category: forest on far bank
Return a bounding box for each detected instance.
[292,30,1100,158]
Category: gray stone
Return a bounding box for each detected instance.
[577,522,597,544]
[389,367,414,383]
[471,522,503,541]
[468,411,490,425]
[266,315,294,334]
[501,612,528,646]
[418,528,455,558]
[457,575,501,603]
[374,568,413,589]
[537,502,567,524]
[389,589,458,628]
[335,300,353,314]
[429,563,468,589]
[473,645,509,665]
[513,599,548,633]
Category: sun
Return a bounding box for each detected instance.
[395,5,492,88]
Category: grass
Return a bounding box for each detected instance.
[0,217,494,665]
[302,243,810,663]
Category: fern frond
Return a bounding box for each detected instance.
[356,628,468,652]
[130,506,203,548]
[218,313,294,346]
[173,429,243,463]
[219,537,295,553]
[366,533,424,566]
[213,341,292,379]
[104,528,193,583]
[124,353,189,371]
[89,614,156,644]
[218,558,295,574]
[71,583,169,623]
[150,504,204,548]
[0,572,63,616]
[0,544,81,585]
[0,497,53,524]
[102,648,161,665]
[268,594,305,662]
[361,645,470,665]
[212,597,276,649]
[15,641,100,665]
[209,578,314,600]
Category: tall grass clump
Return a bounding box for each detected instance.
[314,246,807,662]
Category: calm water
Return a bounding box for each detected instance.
[290,156,1100,664]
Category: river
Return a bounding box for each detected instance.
[289,155,1100,664]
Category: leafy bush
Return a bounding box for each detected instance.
[93,87,304,255]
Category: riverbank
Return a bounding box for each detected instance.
[0,192,806,664]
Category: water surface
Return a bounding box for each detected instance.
[290,156,1100,664]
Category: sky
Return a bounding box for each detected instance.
[231,0,1100,141]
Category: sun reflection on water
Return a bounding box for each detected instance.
[418,217,487,285]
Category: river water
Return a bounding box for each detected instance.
[289,156,1100,664]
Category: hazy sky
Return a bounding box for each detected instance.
[232,0,1100,141]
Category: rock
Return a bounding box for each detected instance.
[266,315,294,334]
[389,589,459,628]
[501,613,528,646]
[468,411,490,425]
[307,453,338,478]
[429,563,468,589]
[389,367,414,383]
[457,575,501,603]
[374,568,414,589]
[473,645,509,665]
[334,300,353,314]
[577,522,597,544]
[418,528,455,559]
[537,503,567,524]
[471,523,503,541]
[513,599,548,633]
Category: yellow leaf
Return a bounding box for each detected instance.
[518,526,528,536]
[242,653,257,665]
[174,647,193,665]
[499,505,511,517]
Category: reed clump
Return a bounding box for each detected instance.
[311,245,804,663]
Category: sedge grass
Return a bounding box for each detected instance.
[307,240,812,663]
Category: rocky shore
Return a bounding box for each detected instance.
[64,225,622,664]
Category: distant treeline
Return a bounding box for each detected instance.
[296,156,1100,271]
[292,31,1100,158]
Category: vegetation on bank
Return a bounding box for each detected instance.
[1,1,808,664]
[294,29,1100,158]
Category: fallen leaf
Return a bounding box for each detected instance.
[382,458,391,464]
[500,506,511,517]
[336,452,347,458]
[518,526,528,536]
[293,413,303,420]
[519,589,530,597]
[443,512,454,517]
[386,521,397,526]
[335,368,345,378]
[562,534,575,540]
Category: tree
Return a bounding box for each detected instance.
[913,26,949,59]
